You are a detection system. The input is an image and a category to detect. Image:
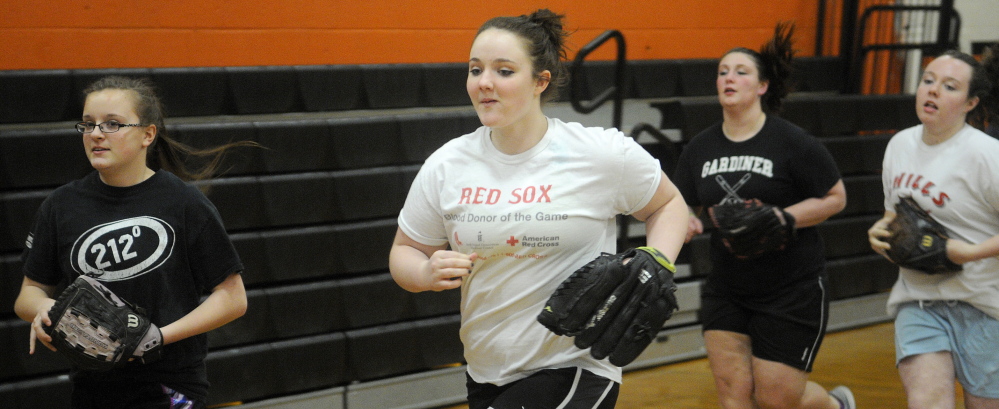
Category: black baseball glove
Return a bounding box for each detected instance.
[885,196,962,274]
[537,247,679,367]
[708,199,796,259]
[45,275,163,371]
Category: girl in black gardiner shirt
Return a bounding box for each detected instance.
[14,76,251,409]
[673,23,855,409]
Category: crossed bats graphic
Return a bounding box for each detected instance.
[716,173,752,204]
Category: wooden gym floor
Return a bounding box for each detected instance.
[440,322,969,408]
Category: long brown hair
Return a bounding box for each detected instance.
[82,76,259,182]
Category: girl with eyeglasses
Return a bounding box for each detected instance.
[14,76,252,409]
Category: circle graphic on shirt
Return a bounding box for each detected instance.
[71,216,176,281]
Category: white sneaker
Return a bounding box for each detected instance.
[829,385,856,409]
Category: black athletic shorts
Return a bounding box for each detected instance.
[466,367,619,409]
[700,275,830,372]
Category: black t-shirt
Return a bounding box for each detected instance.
[673,116,841,296]
[21,170,243,402]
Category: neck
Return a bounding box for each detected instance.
[722,104,766,142]
[490,111,549,155]
[99,167,155,187]
[922,120,966,145]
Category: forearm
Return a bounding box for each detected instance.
[389,243,433,293]
[785,180,847,228]
[159,273,247,345]
[14,279,55,323]
[958,234,999,261]
[644,191,690,262]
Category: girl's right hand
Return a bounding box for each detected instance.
[422,251,477,291]
[29,300,57,354]
[868,217,893,259]
[685,213,704,243]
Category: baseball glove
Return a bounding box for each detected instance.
[44,275,163,371]
[537,247,679,367]
[885,196,962,274]
[708,199,796,259]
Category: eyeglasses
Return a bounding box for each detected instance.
[75,120,145,134]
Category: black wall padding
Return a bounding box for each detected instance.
[206,333,348,406]
[421,63,470,107]
[338,273,459,328]
[236,166,416,228]
[229,219,397,285]
[267,334,349,398]
[677,59,719,97]
[226,66,303,115]
[0,320,71,382]
[628,60,681,99]
[346,314,462,382]
[653,97,722,140]
[822,134,892,176]
[397,110,479,163]
[339,274,413,328]
[201,167,424,232]
[263,280,349,339]
[169,121,266,176]
[1,255,24,316]
[826,254,897,300]
[0,374,72,409]
[816,215,882,259]
[295,65,367,112]
[362,64,424,109]
[0,128,91,190]
[328,117,404,169]
[0,189,51,253]
[255,119,338,173]
[150,67,231,117]
[207,289,270,349]
[840,175,886,218]
[790,56,846,93]
[205,342,278,404]
[0,70,73,125]
[200,176,266,231]
[778,95,822,135]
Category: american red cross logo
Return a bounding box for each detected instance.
[506,236,519,246]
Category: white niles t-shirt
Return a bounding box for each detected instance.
[399,117,662,385]
[882,124,999,320]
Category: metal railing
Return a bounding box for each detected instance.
[569,29,626,131]
[849,1,959,94]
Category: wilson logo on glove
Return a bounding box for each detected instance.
[45,275,164,372]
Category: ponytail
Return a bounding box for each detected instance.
[758,22,796,113]
[968,45,999,132]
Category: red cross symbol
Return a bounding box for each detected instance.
[506,236,519,246]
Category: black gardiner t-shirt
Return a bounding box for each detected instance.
[21,170,243,402]
[673,116,841,296]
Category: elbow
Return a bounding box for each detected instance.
[232,294,248,319]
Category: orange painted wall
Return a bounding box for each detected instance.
[1,0,820,70]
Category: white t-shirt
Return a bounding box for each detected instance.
[398,117,662,386]
[882,124,999,320]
